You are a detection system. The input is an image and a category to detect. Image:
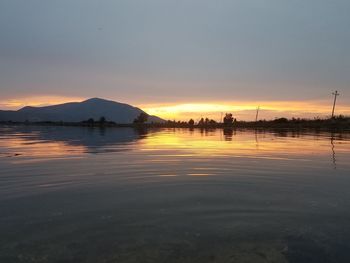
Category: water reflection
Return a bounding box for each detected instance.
[0,126,149,158]
[331,134,337,169]
[0,126,349,168]
[1,126,350,263]
[140,128,350,163]
[255,129,259,150]
[223,128,234,141]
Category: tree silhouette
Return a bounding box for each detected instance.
[99,116,106,124]
[188,119,195,126]
[273,117,288,123]
[223,113,234,125]
[87,118,94,124]
[198,118,205,125]
[134,112,149,124]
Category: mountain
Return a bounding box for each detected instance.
[0,98,165,124]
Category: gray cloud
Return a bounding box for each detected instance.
[0,0,349,103]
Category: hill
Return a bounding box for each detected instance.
[0,98,164,124]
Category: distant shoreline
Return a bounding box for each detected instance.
[1,117,350,132]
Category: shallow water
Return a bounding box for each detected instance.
[1,126,350,263]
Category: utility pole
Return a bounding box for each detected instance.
[255,106,260,122]
[331,91,339,118]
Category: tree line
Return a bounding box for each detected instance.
[81,112,237,126]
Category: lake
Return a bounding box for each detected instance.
[1,126,350,263]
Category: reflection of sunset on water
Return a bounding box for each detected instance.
[139,129,350,160]
[0,131,86,162]
[1,127,349,174]
[1,126,350,263]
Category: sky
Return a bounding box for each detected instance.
[0,0,349,120]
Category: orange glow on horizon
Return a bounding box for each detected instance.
[0,96,85,110]
[141,101,350,121]
[1,96,349,121]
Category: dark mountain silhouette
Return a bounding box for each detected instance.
[0,98,164,124]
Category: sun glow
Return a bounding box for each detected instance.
[142,101,350,121]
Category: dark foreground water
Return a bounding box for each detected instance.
[1,126,350,263]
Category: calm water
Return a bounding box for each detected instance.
[1,126,350,263]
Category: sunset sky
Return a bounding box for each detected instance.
[0,0,349,120]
